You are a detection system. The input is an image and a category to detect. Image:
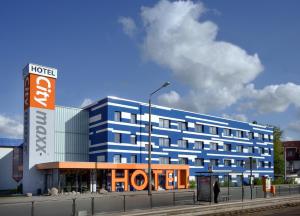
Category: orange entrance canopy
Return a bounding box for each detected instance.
[36,162,190,192]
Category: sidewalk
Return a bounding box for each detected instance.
[102,194,300,216]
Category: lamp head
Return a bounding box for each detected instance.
[162,81,171,88]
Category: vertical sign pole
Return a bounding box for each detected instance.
[250,156,253,200]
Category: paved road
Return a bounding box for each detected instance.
[245,205,300,216]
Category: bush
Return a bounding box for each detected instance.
[189,180,196,189]
[254,178,262,185]
[272,177,285,185]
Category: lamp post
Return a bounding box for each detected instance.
[148,81,170,195]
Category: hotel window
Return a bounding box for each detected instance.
[259,147,265,154]
[236,145,243,153]
[210,142,218,151]
[224,144,231,151]
[223,128,231,136]
[178,121,187,131]
[224,159,232,167]
[194,141,204,150]
[178,139,188,148]
[210,159,218,166]
[195,158,204,166]
[130,114,137,124]
[268,148,272,155]
[248,132,254,139]
[113,154,121,163]
[268,134,272,141]
[209,126,218,135]
[145,144,153,151]
[130,135,136,144]
[159,137,170,147]
[114,133,121,143]
[159,118,170,128]
[259,161,265,168]
[236,130,243,138]
[248,146,254,154]
[114,111,121,122]
[268,161,272,168]
[258,133,263,140]
[97,155,106,162]
[159,157,170,164]
[130,155,137,163]
[236,160,244,167]
[179,157,188,164]
[195,124,204,133]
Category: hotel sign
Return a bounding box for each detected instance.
[23,63,57,168]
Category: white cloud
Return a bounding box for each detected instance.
[80,98,93,108]
[222,113,248,122]
[118,17,137,38]
[122,0,300,115]
[245,83,300,113]
[140,0,263,112]
[0,114,23,138]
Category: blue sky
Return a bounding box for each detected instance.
[0,0,300,139]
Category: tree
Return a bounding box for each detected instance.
[273,127,284,176]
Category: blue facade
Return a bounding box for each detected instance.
[87,96,274,182]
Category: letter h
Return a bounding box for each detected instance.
[111,169,128,192]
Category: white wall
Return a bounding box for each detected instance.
[0,147,18,190]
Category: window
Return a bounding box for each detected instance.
[114,111,121,122]
[209,126,218,135]
[268,161,272,168]
[159,118,170,128]
[248,132,254,139]
[224,144,231,151]
[258,133,263,140]
[178,121,187,131]
[195,158,204,166]
[259,147,265,154]
[210,142,218,151]
[268,148,272,155]
[236,130,243,138]
[130,155,137,163]
[130,135,136,144]
[236,160,244,167]
[223,128,231,136]
[179,157,188,164]
[114,133,121,143]
[236,145,243,152]
[178,139,188,148]
[268,134,272,141]
[224,159,232,167]
[210,159,218,166]
[159,157,170,164]
[259,161,265,168]
[159,137,170,147]
[195,124,204,133]
[97,155,105,162]
[194,141,204,150]
[145,144,153,151]
[248,146,254,154]
[130,114,137,124]
[113,154,121,163]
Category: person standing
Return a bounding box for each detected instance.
[213,180,220,203]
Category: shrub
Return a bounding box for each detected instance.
[189,180,196,189]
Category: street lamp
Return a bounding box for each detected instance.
[148,81,171,195]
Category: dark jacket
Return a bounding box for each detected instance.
[213,182,220,194]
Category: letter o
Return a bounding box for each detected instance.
[130,170,148,191]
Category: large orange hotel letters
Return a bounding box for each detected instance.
[20,64,273,194]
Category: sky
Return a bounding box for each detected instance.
[0,0,300,140]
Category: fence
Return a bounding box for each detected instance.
[0,190,195,216]
[217,184,300,203]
